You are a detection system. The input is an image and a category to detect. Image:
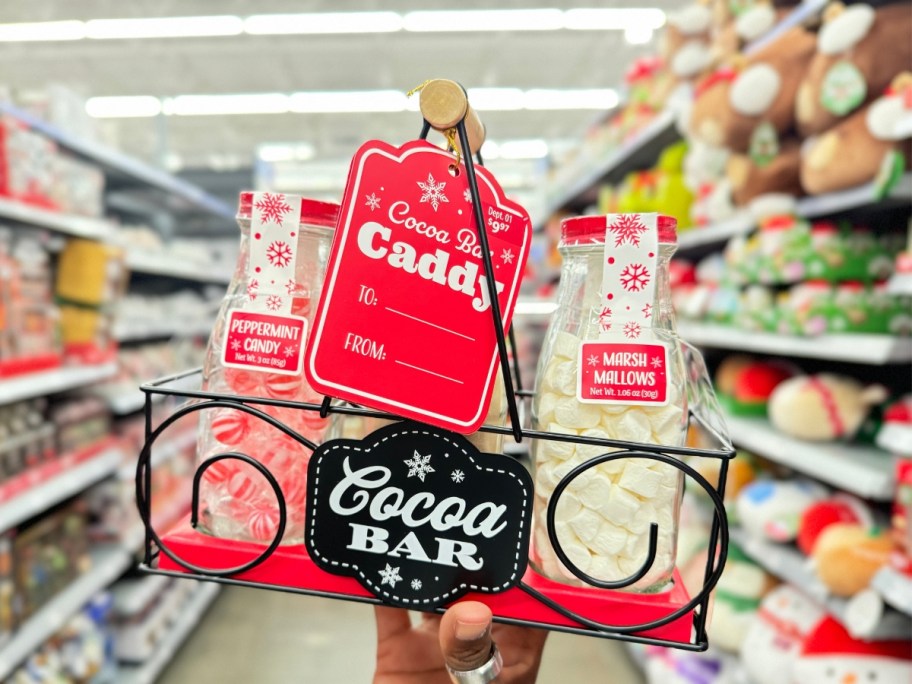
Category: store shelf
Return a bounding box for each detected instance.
[0,196,115,241]
[114,319,214,343]
[117,429,196,480]
[0,545,133,680]
[514,297,559,318]
[98,372,201,416]
[796,174,912,219]
[118,583,220,684]
[535,108,680,226]
[723,412,894,500]
[677,214,753,253]
[0,445,124,532]
[678,321,912,365]
[126,251,231,284]
[0,102,234,221]
[0,362,117,406]
[870,566,912,617]
[112,575,172,619]
[886,273,912,297]
[729,527,911,640]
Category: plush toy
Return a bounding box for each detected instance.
[709,542,778,652]
[726,138,803,206]
[689,26,816,153]
[797,494,873,556]
[661,4,715,86]
[768,374,888,442]
[716,357,794,416]
[655,141,696,229]
[643,645,742,684]
[740,584,827,684]
[792,616,912,683]
[737,478,828,542]
[877,396,912,457]
[683,140,736,227]
[801,74,912,196]
[796,2,912,137]
[811,523,893,597]
[710,0,783,67]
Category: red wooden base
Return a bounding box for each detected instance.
[158,518,693,643]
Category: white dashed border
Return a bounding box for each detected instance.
[308,427,530,606]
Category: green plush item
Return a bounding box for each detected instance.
[730,218,901,286]
[778,282,912,336]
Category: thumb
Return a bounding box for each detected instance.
[439,601,494,673]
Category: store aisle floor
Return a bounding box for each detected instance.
[160,587,646,683]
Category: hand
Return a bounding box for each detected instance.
[373,601,548,684]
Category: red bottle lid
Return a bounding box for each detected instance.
[237,191,340,228]
[560,214,677,246]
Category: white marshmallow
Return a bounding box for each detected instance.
[589,555,624,583]
[597,485,641,525]
[618,461,665,499]
[544,360,578,396]
[624,529,650,560]
[554,490,583,522]
[588,520,630,556]
[554,398,602,429]
[646,404,684,441]
[568,507,604,543]
[552,331,582,361]
[576,428,617,460]
[615,409,653,443]
[577,473,614,511]
[561,540,592,575]
[624,502,659,535]
[536,392,560,426]
[553,454,594,491]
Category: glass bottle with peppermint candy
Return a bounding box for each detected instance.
[196,192,339,544]
[530,213,687,592]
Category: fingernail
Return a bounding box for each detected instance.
[455,619,489,641]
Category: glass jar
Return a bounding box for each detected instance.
[197,192,339,544]
[530,214,687,592]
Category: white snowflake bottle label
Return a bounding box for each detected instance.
[578,213,671,406]
[222,192,308,376]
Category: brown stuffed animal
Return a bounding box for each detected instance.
[727,137,803,205]
[661,3,716,83]
[689,26,816,153]
[811,523,893,597]
[801,74,912,195]
[796,2,912,138]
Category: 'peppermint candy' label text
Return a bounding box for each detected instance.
[222,310,307,375]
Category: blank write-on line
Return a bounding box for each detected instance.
[394,359,464,384]
[385,306,476,342]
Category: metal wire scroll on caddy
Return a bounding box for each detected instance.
[135,85,735,650]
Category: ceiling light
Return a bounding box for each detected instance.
[85,96,163,118]
[258,143,316,162]
[0,20,86,42]
[564,8,666,30]
[245,12,402,35]
[523,89,619,110]
[624,25,654,44]
[403,9,563,32]
[466,88,525,111]
[497,139,549,159]
[290,90,407,113]
[165,93,290,116]
[85,16,243,40]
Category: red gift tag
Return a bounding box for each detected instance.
[305,140,530,433]
[578,341,670,406]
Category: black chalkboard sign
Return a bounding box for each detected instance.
[305,421,533,608]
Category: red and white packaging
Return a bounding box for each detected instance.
[305,140,531,433]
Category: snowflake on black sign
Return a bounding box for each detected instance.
[451,469,465,483]
[404,451,435,482]
[379,564,402,588]
[266,241,293,268]
[642,303,652,318]
[620,263,650,292]
[266,295,283,311]
[608,214,648,247]
[411,579,422,590]
[624,321,642,339]
[417,173,449,211]
[247,279,259,300]
[255,193,292,225]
